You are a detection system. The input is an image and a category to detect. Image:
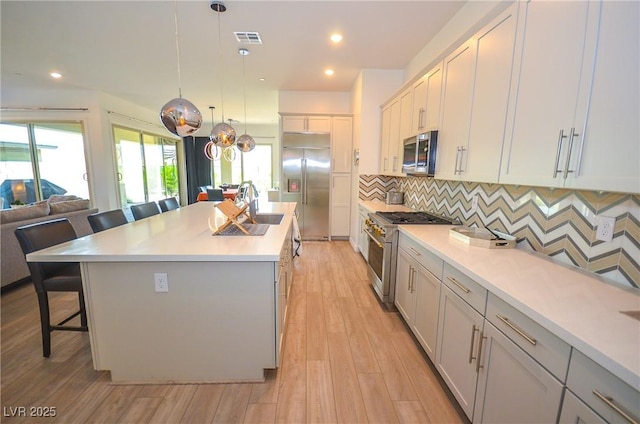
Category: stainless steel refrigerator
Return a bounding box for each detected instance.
[281,133,330,240]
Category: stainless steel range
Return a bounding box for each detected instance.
[364,211,456,308]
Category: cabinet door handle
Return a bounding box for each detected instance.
[447,276,470,294]
[563,127,579,180]
[593,390,639,424]
[476,331,487,373]
[408,265,413,292]
[496,314,537,346]
[392,156,398,172]
[409,247,422,256]
[411,268,417,293]
[383,158,387,172]
[454,147,461,175]
[553,129,568,178]
[458,146,466,174]
[468,324,479,364]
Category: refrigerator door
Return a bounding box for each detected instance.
[302,147,330,240]
[281,148,303,214]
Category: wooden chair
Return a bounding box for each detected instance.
[87,209,128,232]
[158,197,180,212]
[14,218,88,357]
[130,201,160,221]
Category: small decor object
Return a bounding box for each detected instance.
[449,226,516,249]
[159,0,202,137]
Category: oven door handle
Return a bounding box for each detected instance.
[364,229,384,248]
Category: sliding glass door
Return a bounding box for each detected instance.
[113,126,180,210]
[0,122,89,208]
[211,144,273,193]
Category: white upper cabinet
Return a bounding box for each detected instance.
[464,6,517,183]
[436,39,476,181]
[423,63,443,132]
[500,0,601,189]
[565,1,639,193]
[399,87,413,142]
[331,116,353,173]
[379,95,404,176]
[436,5,517,183]
[282,115,331,133]
[411,62,444,137]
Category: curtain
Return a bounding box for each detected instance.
[184,136,212,204]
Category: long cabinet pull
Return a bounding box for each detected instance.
[409,247,422,256]
[454,147,461,175]
[468,324,479,364]
[593,390,639,424]
[408,265,413,292]
[553,129,567,178]
[496,314,537,346]
[411,268,417,293]
[447,276,470,294]
[563,127,579,180]
[476,331,487,373]
[457,146,466,174]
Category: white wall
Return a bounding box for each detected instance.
[278,91,351,115]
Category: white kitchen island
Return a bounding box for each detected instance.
[27,201,296,384]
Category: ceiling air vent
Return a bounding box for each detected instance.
[234,32,262,44]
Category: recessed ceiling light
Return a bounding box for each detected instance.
[50,72,62,79]
[330,34,343,43]
[324,69,335,76]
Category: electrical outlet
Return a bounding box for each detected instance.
[154,273,169,292]
[471,194,479,211]
[596,216,615,242]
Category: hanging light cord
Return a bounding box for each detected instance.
[217,8,225,123]
[173,0,183,98]
[242,52,248,134]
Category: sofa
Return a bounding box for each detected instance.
[1,195,98,288]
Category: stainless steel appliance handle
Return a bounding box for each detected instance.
[553,129,567,178]
[302,158,307,205]
[364,229,383,248]
[592,390,638,424]
[563,127,579,180]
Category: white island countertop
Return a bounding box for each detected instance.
[400,224,640,392]
[27,201,297,263]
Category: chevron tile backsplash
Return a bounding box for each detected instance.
[359,175,640,288]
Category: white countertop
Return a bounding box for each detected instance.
[359,200,413,214]
[27,201,297,263]
[400,225,640,391]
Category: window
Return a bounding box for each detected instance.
[211,144,272,194]
[113,126,180,210]
[0,122,89,209]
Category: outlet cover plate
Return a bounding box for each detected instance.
[596,216,615,242]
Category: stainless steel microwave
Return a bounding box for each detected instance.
[402,130,438,176]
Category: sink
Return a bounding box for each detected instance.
[253,213,284,225]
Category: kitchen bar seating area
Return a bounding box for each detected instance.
[1,241,463,423]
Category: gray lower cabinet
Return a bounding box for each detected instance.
[395,246,441,361]
[473,321,564,423]
[559,389,606,424]
[435,284,485,420]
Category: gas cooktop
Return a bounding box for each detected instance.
[375,211,456,225]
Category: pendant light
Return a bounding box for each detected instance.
[160,0,202,137]
[236,48,256,153]
[210,1,236,147]
[204,106,219,160]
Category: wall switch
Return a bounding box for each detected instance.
[471,194,479,211]
[154,273,169,292]
[596,216,615,242]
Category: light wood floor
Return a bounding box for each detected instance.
[1,241,464,423]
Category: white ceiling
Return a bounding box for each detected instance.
[1,0,466,126]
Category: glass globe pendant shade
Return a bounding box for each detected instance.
[236,134,256,152]
[210,122,236,147]
[160,97,202,137]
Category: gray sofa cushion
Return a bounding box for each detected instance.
[49,199,90,214]
[0,201,50,224]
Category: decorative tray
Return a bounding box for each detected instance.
[449,226,516,249]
